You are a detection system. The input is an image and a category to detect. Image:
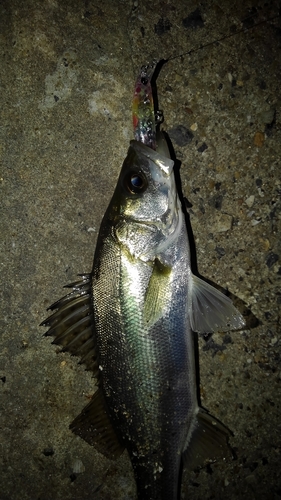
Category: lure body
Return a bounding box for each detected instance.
[132,63,157,150]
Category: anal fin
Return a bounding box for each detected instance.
[183,408,232,471]
[70,388,125,460]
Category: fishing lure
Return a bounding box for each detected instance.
[132,8,279,150]
[132,62,158,150]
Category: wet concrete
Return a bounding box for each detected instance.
[1,0,280,499]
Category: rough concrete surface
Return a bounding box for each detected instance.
[1,0,280,499]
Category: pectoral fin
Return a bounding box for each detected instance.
[143,258,172,327]
[188,274,245,333]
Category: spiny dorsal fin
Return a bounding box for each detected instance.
[183,408,232,470]
[70,388,125,460]
[41,275,99,374]
[188,274,245,333]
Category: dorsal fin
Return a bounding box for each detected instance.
[41,275,99,375]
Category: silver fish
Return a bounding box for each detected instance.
[42,131,245,499]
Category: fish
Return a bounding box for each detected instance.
[41,61,246,499]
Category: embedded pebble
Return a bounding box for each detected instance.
[254,131,265,147]
[211,213,233,232]
[259,238,270,252]
[266,252,279,268]
[259,107,276,125]
[168,125,194,146]
[72,459,85,474]
[215,246,226,258]
[154,17,172,35]
[43,447,54,457]
[197,142,208,153]
[245,195,255,208]
[182,8,205,29]
[245,474,257,485]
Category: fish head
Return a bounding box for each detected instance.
[109,136,183,261]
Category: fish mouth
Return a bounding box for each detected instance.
[131,140,175,177]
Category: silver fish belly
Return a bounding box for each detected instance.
[42,137,245,500]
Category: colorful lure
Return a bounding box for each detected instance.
[132,62,157,150]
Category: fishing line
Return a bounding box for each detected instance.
[165,12,280,63]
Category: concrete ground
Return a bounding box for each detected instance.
[1,0,280,499]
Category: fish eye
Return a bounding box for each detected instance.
[124,171,147,194]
